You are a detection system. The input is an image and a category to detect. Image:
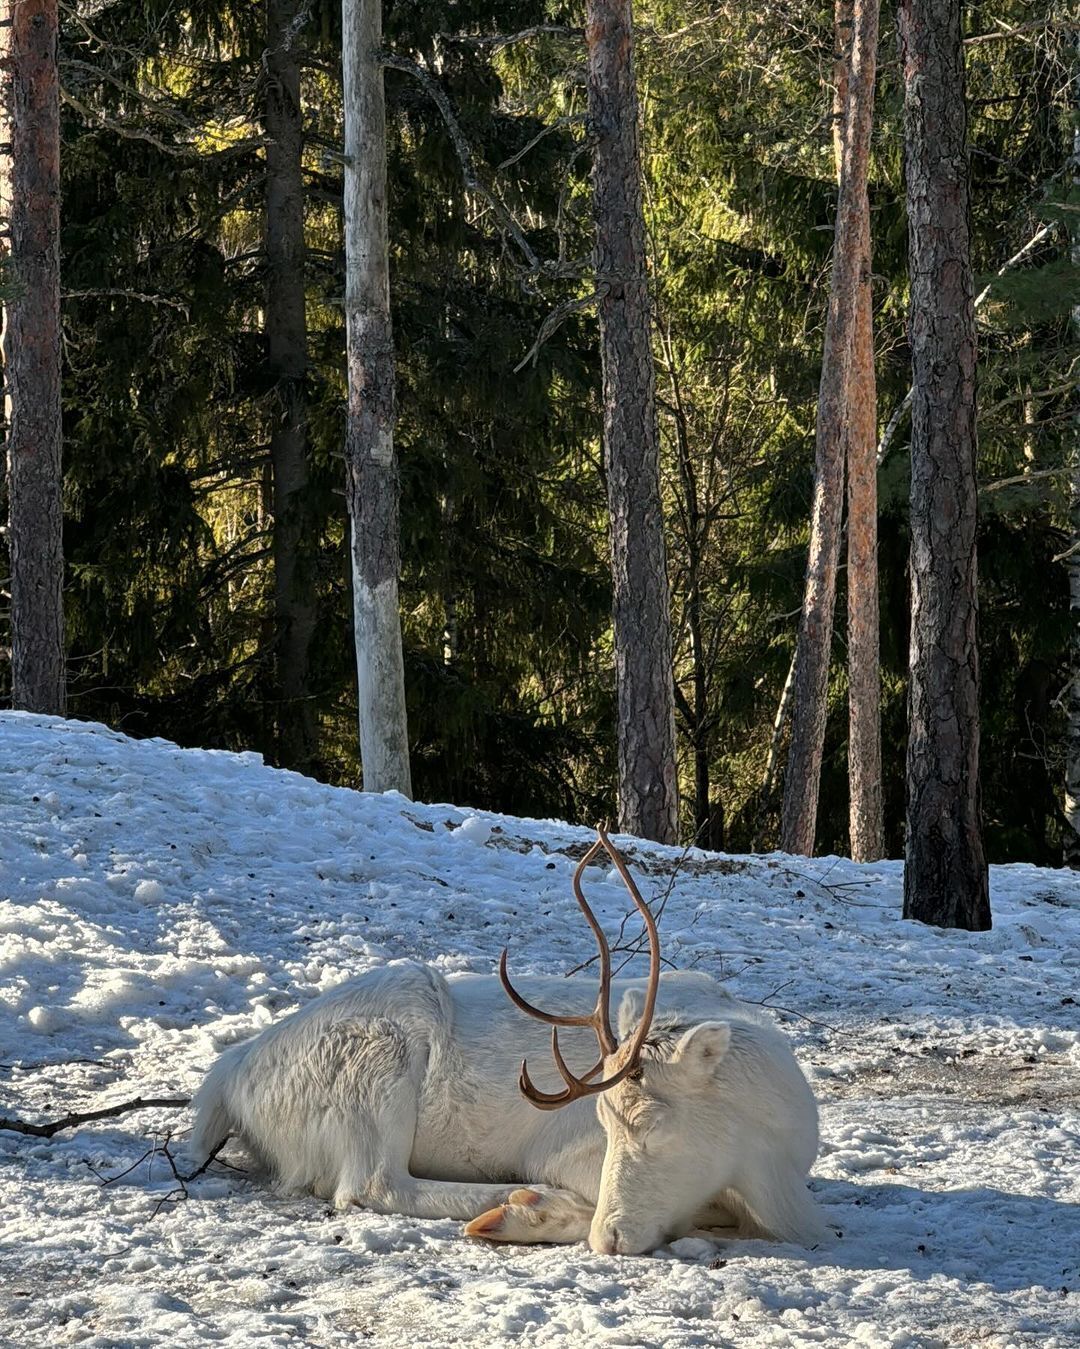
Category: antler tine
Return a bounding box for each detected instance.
[596,823,661,1068]
[517,1060,573,1109]
[516,1029,608,1110]
[571,836,617,1054]
[550,1026,605,1089]
[498,949,599,1029]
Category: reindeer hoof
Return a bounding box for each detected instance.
[465,1188,593,1245]
[464,1189,544,1241]
[464,1205,510,1239]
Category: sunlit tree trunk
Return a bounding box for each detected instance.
[587,0,678,845]
[899,0,989,928]
[266,0,317,772]
[834,0,884,862]
[780,0,878,855]
[341,0,411,795]
[3,0,65,714]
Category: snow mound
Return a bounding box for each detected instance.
[1,712,1078,1346]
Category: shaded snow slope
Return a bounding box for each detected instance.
[1,712,1077,1347]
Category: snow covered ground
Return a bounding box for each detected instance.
[0,712,1077,1348]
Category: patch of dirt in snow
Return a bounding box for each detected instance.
[818,1046,1080,1111]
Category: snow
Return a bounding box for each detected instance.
[1,711,1078,1347]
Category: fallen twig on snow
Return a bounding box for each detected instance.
[0,1094,190,1138]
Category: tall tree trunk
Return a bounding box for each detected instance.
[3,0,65,714]
[341,0,411,796]
[586,0,678,845]
[780,0,878,855]
[265,0,317,773]
[1064,46,1080,868]
[835,0,884,862]
[899,0,990,929]
[846,203,883,861]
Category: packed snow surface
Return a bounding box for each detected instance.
[1,713,1078,1347]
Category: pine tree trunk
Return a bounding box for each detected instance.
[586,0,678,845]
[838,0,884,862]
[265,0,317,773]
[3,0,65,714]
[899,0,990,929]
[1064,52,1080,868]
[780,0,878,855]
[341,0,411,796]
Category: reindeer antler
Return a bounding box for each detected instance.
[499,824,661,1110]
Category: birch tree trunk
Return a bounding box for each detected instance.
[587,0,678,845]
[341,0,411,796]
[836,0,884,862]
[780,0,878,855]
[899,0,990,929]
[3,0,65,714]
[266,0,317,772]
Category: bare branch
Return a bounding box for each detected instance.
[1,1095,190,1139]
[63,289,189,315]
[496,114,585,173]
[438,25,583,50]
[980,465,1066,495]
[381,53,538,272]
[513,288,604,372]
[878,222,1058,465]
[964,18,1077,46]
[973,222,1056,310]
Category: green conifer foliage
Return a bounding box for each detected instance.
[1,0,1073,857]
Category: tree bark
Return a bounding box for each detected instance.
[586,0,678,845]
[265,0,317,773]
[899,0,990,928]
[341,0,411,796]
[836,0,884,862]
[780,0,878,855]
[3,0,65,714]
[1064,45,1080,868]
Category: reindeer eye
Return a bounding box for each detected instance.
[626,1065,644,1083]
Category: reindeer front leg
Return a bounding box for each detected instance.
[465,1187,595,1245]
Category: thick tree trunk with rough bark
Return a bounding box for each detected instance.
[1067,455,1080,866]
[586,0,678,845]
[835,0,884,862]
[780,0,878,855]
[899,0,990,929]
[341,0,411,796]
[3,0,65,714]
[1063,57,1080,868]
[266,0,317,772]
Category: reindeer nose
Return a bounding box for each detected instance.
[592,1225,626,1255]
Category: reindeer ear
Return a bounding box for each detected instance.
[617,988,646,1041]
[673,1022,731,1079]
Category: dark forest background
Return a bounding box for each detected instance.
[1,0,1075,864]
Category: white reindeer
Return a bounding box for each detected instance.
[191,827,825,1255]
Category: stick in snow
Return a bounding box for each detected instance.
[0,1095,190,1138]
